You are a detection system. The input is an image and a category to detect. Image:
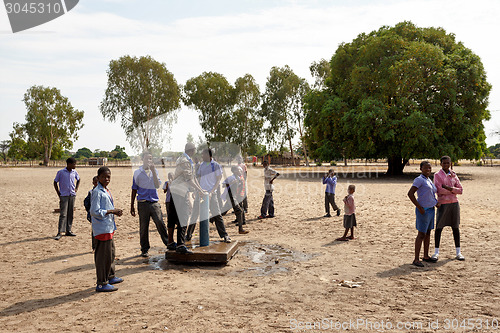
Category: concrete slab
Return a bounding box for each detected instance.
[165,240,240,264]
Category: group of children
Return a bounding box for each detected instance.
[162,161,249,239]
[52,153,464,292]
[321,156,464,267]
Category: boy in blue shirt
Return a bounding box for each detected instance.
[53,157,80,240]
[408,161,439,267]
[323,169,341,217]
[91,166,123,292]
[83,176,98,251]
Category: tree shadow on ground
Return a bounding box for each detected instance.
[280,171,473,183]
[376,258,453,278]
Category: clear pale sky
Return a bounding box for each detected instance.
[1,0,499,156]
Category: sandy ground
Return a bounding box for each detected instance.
[0,164,499,332]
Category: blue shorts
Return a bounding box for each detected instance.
[415,207,435,233]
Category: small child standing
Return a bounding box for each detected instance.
[83,176,99,251]
[337,185,356,241]
[223,166,249,234]
[323,169,341,217]
[162,172,174,216]
[91,166,123,292]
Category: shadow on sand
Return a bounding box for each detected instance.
[376,258,453,278]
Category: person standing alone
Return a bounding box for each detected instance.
[258,160,280,219]
[53,157,80,240]
[323,169,341,217]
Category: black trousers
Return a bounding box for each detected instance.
[138,201,169,253]
[228,188,245,231]
[325,192,339,214]
[58,195,75,234]
[260,190,274,217]
[94,238,115,286]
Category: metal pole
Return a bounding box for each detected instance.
[199,193,210,247]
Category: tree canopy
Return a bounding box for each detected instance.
[100,55,180,153]
[261,65,310,163]
[9,86,84,165]
[183,72,263,155]
[304,21,491,174]
[74,147,93,159]
[232,74,263,156]
[183,71,235,143]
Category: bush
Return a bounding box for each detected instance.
[330,161,337,166]
[316,161,322,166]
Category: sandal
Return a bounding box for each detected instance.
[422,257,437,263]
[335,237,349,241]
[412,260,424,267]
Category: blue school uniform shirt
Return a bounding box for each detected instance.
[198,159,222,192]
[162,181,171,203]
[132,166,161,202]
[90,183,117,237]
[323,176,337,194]
[412,174,438,208]
[54,168,80,196]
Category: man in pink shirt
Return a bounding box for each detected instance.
[431,156,465,261]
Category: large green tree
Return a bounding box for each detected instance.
[100,55,180,153]
[20,86,84,166]
[73,147,93,159]
[232,74,263,156]
[110,145,128,159]
[261,65,310,164]
[183,72,234,143]
[304,22,491,174]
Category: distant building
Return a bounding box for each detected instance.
[88,157,107,166]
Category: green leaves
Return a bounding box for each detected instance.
[304,21,491,174]
[183,72,263,155]
[14,85,84,165]
[261,65,310,160]
[100,55,180,152]
[183,72,234,143]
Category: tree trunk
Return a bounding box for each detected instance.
[386,156,409,175]
[297,118,309,167]
[43,145,49,166]
[284,118,294,163]
[288,138,294,165]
